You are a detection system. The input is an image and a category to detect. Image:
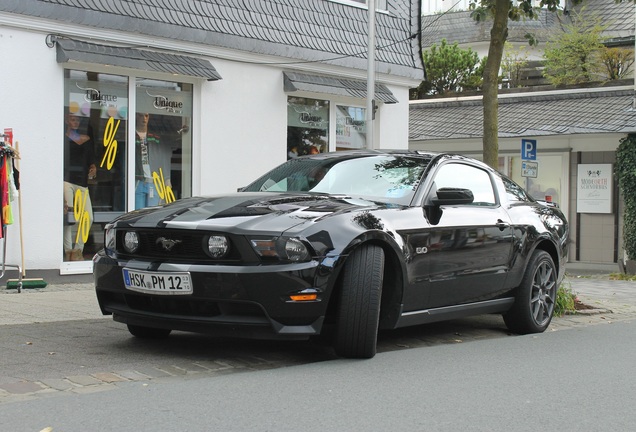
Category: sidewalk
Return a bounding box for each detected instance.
[1,270,635,326]
[0,283,105,325]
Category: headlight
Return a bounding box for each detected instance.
[250,237,311,262]
[284,238,309,261]
[123,231,140,253]
[206,235,230,258]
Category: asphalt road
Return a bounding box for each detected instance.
[1,318,634,432]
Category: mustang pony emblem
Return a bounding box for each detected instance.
[156,237,182,251]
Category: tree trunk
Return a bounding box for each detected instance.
[481,0,509,170]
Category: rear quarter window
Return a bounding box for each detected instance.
[502,176,530,202]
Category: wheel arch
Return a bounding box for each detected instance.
[507,232,564,290]
[323,234,405,331]
[531,237,561,279]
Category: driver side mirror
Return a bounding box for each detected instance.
[425,187,474,226]
[431,187,474,206]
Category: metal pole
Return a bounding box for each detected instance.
[366,0,376,149]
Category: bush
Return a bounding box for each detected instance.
[616,135,636,267]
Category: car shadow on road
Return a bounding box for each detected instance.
[105,313,511,363]
[377,313,511,354]
[2,313,513,383]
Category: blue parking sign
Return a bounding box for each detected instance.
[521,139,537,160]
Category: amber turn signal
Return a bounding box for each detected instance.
[289,293,318,302]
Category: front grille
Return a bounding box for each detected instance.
[98,291,266,320]
[115,229,243,262]
[140,231,204,258]
[125,293,222,316]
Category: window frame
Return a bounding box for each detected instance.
[428,162,499,207]
[326,0,388,11]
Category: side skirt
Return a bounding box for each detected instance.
[394,298,515,328]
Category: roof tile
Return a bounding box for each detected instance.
[410,90,636,140]
[2,0,423,79]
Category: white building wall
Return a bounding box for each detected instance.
[0,26,64,270]
[198,60,289,195]
[378,86,410,150]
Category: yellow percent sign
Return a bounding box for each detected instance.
[74,189,91,244]
[153,168,176,203]
[100,116,119,170]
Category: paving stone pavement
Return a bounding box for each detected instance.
[0,270,634,404]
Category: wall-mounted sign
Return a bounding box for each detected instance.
[577,164,613,214]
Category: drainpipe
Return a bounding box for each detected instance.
[366,0,376,149]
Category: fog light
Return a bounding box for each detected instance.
[123,231,139,253]
[207,235,229,258]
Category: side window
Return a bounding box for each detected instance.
[502,176,530,203]
[432,163,496,205]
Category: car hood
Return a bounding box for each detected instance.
[111,192,395,235]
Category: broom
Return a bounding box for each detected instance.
[6,141,47,290]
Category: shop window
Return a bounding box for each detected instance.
[287,97,329,159]
[336,105,366,150]
[63,70,128,262]
[134,79,193,209]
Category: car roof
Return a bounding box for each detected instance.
[297,150,494,173]
[297,149,439,160]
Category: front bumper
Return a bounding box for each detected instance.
[94,251,334,340]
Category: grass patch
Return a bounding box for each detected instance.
[609,273,636,281]
[554,281,577,317]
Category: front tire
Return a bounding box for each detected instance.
[334,244,385,359]
[504,250,557,334]
[127,324,172,339]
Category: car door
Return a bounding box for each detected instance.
[420,161,515,308]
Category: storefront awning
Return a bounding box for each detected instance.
[54,37,222,81]
[283,72,398,104]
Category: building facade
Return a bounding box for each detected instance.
[412,0,636,269]
[410,87,636,268]
[0,0,424,275]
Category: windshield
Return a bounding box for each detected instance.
[242,155,431,205]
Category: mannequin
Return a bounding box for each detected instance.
[63,113,96,261]
[134,112,172,209]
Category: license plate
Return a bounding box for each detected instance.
[123,268,192,295]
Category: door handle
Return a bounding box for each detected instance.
[495,219,510,230]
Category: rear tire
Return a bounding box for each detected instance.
[127,324,172,339]
[504,250,557,334]
[334,244,385,359]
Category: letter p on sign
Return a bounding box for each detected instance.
[521,139,537,161]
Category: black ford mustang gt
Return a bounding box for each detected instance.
[94,150,569,358]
